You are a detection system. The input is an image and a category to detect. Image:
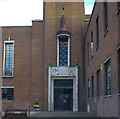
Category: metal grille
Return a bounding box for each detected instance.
[54,79,73,89]
[59,38,68,66]
[54,79,73,111]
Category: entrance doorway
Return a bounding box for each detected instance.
[54,79,73,111]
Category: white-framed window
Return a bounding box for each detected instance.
[1,86,14,101]
[3,41,14,77]
[57,34,70,66]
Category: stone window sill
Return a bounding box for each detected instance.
[103,28,109,37]
[117,94,120,96]
[2,76,13,78]
[116,7,120,15]
[96,46,99,51]
[96,96,100,99]
[104,95,111,98]
[2,100,14,102]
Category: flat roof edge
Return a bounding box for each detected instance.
[0,26,32,28]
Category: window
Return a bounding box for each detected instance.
[2,87,14,101]
[91,75,94,97]
[87,43,89,65]
[96,16,99,49]
[97,69,101,97]
[118,50,120,94]
[59,37,68,66]
[3,42,14,77]
[105,59,111,95]
[88,79,90,98]
[91,32,93,58]
[104,2,108,31]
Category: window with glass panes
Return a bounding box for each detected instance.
[87,43,89,65]
[91,32,93,57]
[118,50,120,94]
[91,75,94,97]
[2,88,14,100]
[104,2,108,31]
[88,79,90,98]
[105,59,111,95]
[59,37,68,66]
[3,42,14,76]
[96,16,99,49]
[97,69,101,97]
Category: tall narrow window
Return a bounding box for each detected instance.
[91,75,94,97]
[105,59,111,95]
[91,32,93,58]
[87,43,89,65]
[96,16,99,49]
[59,37,68,66]
[97,69,101,97]
[118,50,120,94]
[3,42,14,77]
[2,87,14,101]
[104,2,108,31]
[88,79,90,98]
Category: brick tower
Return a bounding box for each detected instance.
[42,2,85,111]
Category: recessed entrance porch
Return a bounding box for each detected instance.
[48,66,78,112]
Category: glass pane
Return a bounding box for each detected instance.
[4,43,14,76]
[2,88,14,100]
[54,79,73,89]
[59,38,68,66]
[105,60,111,95]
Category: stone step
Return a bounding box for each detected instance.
[29,111,99,118]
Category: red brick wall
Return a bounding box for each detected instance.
[2,26,32,111]
[2,2,87,112]
[31,21,45,111]
[43,2,85,111]
[85,2,119,117]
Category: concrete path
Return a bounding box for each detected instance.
[29,111,99,118]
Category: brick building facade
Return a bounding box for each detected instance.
[1,2,87,112]
[84,2,120,117]
[0,1,120,118]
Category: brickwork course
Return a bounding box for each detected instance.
[0,1,120,118]
[84,2,120,117]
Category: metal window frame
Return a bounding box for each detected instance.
[3,41,14,77]
[57,34,70,66]
[1,86,14,101]
[104,57,111,95]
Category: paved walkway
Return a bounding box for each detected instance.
[29,111,99,118]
